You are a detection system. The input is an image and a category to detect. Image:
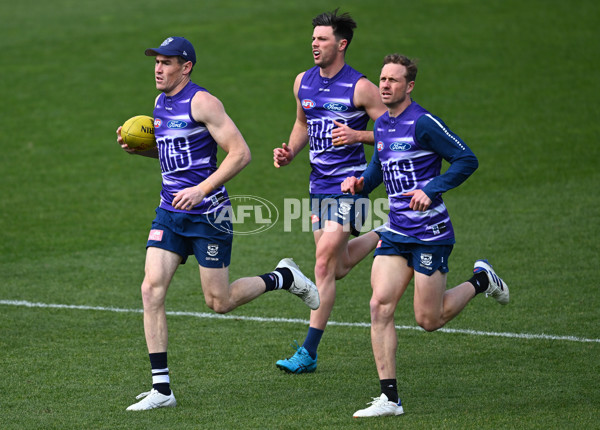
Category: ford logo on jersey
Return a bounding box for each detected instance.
[302,99,316,109]
[167,120,188,129]
[324,102,348,112]
[390,142,411,151]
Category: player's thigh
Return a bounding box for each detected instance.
[413,270,447,314]
[142,247,181,305]
[144,246,181,286]
[315,221,352,258]
[371,255,413,307]
[199,265,230,299]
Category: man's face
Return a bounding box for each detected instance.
[311,26,343,68]
[154,55,189,95]
[379,63,413,108]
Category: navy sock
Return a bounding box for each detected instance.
[380,379,398,403]
[302,327,324,359]
[260,268,293,291]
[469,271,489,295]
[149,352,171,396]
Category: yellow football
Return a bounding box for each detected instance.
[121,115,156,150]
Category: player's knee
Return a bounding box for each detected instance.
[205,297,231,314]
[334,262,351,280]
[369,297,394,322]
[315,252,338,281]
[415,313,443,332]
[141,280,166,308]
[314,259,329,281]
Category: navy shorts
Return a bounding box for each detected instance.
[374,230,453,276]
[146,207,233,268]
[310,193,369,237]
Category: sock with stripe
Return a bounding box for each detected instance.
[260,268,294,291]
[149,352,171,396]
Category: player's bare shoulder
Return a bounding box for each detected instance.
[354,76,386,120]
[190,90,225,125]
[354,76,380,105]
[293,71,306,96]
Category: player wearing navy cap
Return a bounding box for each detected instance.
[117,36,320,410]
[343,54,509,418]
[144,36,197,65]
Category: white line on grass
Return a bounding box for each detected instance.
[2,299,599,344]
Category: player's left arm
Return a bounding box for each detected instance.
[332,77,386,146]
[172,91,251,211]
[403,115,478,211]
[417,114,479,201]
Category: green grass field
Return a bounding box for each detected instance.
[1,0,599,428]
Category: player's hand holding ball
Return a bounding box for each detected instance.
[118,115,157,152]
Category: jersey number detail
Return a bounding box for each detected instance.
[383,159,417,195]
[158,137,192,173]
[307,118,347,151]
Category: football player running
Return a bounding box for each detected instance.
[343,54,509,418]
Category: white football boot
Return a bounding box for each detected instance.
[353,393,404,418]
[474,259,509,305]
[276,258,320,310]
[126,388,176,411]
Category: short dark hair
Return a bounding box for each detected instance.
[383,54,418,83]
[312,9,357,51]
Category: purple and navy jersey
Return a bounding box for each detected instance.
[364,101,478,244]
[153,81,229,215]
[299,64,370,194]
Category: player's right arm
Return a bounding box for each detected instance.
[274,72,310,168]
[116,95,161,158]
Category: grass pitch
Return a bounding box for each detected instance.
[1,0,599,428]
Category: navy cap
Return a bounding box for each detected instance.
[145,37,196,65]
